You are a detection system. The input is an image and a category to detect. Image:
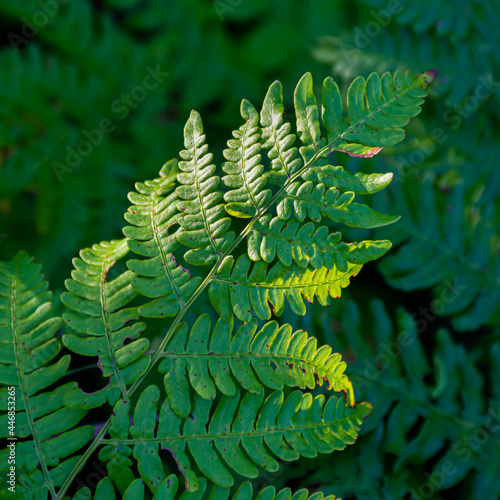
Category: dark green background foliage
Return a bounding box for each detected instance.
[0,0,499,499]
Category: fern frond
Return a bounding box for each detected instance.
[209,255,360,322]
[177,112,236,264]
[123,160,202,317]
[99,385,370,492]
[0,252,93,497]
[277,180,399,228]
[248,214,391,271]
[75,474,340,499]
[375,177,500,330]
[158,314,354,417]
[61,239,150,408]
[357,0,500,44]
[260,80,302,182]
[222,100,272,218]
[52,69,435,498]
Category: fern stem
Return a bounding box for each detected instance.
[126,135,341,393]
[100,415,356,444]
[55,420,112,499]
[57,86,410,497]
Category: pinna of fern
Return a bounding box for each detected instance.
[73,474,341,500]
[1,68,436,499]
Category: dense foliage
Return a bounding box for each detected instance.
[0,1,498,499]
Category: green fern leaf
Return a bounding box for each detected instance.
[123,161,203,317]
[223,99,272,218]
[61,240,151,408]
[0,252,93,497]
[248,215,391,271]
[260,80,302,183]
[78,474,341,499]
[300,164,393,194]
[100,385,370,492]
[209,255,361,321]
[277,180,399,227]
[322,68,436,157]
[158,314,355,417]
[177,112,236,264]
[294,73,326,163]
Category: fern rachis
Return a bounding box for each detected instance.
[0,68,435,499]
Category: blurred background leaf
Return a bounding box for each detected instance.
[0,0,498,498]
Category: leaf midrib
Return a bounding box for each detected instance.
[214,270,348,290]
[150,187,185,307]
[251,223,339,257]
[100,253,126,395]
[101,410,357,444]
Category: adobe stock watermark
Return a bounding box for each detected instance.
[7,0,69,53]
[213,0,243,20]
[412,405,500,498]
[69,460,109,496]
[410,277,467,333]
[352,278,467,393]
[391,74,500,186]
[332,0,406,62]
[52,65,169,182]
[442,74,500,130]
[352,0,405,50]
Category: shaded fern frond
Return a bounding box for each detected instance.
[99,386,370,492]
[159,314,354,418]
[311,297,496,497]
[374,177,500,330]
[0,252,93,498]
[314,29,493,105]
[61,240,151,408]
[357,0,500,44]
